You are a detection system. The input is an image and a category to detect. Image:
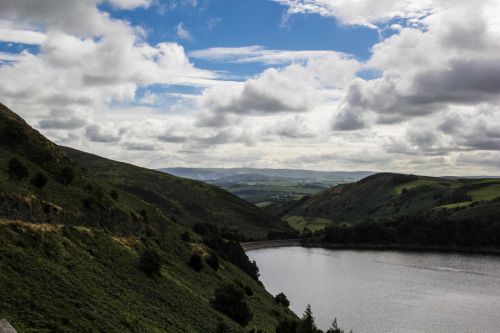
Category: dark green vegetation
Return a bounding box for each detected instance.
[285,173,500,235]
[160,167,371,209]
[63,148,291,240]
[275,304,348,333]
[0,103,297,332]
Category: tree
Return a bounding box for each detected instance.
[110,190,119,200]
[206,252,220,271]
[274,293,290,307]
[181,231,191,242]
[31,172,48,189]
[276,319,298,333]
[326,319,344,333]
[188,253,203,272]
[211,283,253,326]
[298,304,321,333]
[139,249,162,276]
[58,167,75,185]
[7,158,28,180]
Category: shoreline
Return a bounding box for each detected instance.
[243,239,500,256]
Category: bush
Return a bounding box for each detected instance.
[31,172,48,189]
[211,283,253,326]
[275,293,290,307]
[110,190,119,200]
[206,252,220,271]
[139,249,162,276]
[7,158,29,180]
[58,167,75,185]
[188,253,203,272]
[244,286,253,297]
[82,196,97,210]
[181,231,191,242]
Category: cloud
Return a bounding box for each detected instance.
[176,22,192,40]
[189,46,352,65]
[0,26,46,44]
[85,124,121,143]
[331,0,500,130]
[38,116,87,129]
[272,0,434,28]
[198,54,359,124]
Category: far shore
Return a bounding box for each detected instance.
[242,239,500,256]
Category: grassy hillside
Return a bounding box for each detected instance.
[0,103,297,331]
[284,173,500,232]
[62,147,291,240]
[0,219,295,332]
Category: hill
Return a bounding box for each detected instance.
[159,167,373,182]
[62,148,291,241]
[284,173,500,232]
[159,167,373,208]
[0,103,297,332]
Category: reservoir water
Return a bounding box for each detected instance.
[247,247,500,333]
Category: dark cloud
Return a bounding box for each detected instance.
[85,124,120,143]
[39,116,87,129]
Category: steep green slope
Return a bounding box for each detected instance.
[62,147,291,240]
[0,103,164,234]
[0,103,297,331]
[285,173,500,230]
[0,219,295,332]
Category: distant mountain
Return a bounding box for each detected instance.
[159,167,374,182]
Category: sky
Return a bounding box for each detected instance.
[0,0,500,175]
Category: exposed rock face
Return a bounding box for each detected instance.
[0,319,17,333]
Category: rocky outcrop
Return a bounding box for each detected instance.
[0,319,17,333]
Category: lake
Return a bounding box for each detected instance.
[247,247,500,333]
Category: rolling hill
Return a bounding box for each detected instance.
[283,173,500,232]
[0,103,297,332]
[62,148,291,241]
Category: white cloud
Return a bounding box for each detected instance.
[272,0,434,28]
[176,22,193,40]
[189,46,352,65]
[0,27,46,44]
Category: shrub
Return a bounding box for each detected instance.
[58,167,75,185]
[110,190,119,200]
[275,293,290,307]
[139,249,162,276]
[244,286,253,297]
[82,196,97,210]
[206,252,220,271]
[181,231,191,242]
[211,283,253,326]
[215,322,230,333]
[31,172,48,189]
[188,253,203,272]
[7,158,29,180]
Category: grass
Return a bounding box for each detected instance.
[394,178,439,194]
[469,184,500,201]
[285,216,332,232]
[0,219,296,333]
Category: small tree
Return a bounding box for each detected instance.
[299,304,321,333]
[188,253,203,272]
[110,190,119,200]
[181,231,191,242]
[31,172,48,189]
[58,166,75,185]
[275,293,290,307]
[206,252,220,271]
[7,158,29,180]
[211,283,253,326]
[326,319,344,333]
[139,249,162,276]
